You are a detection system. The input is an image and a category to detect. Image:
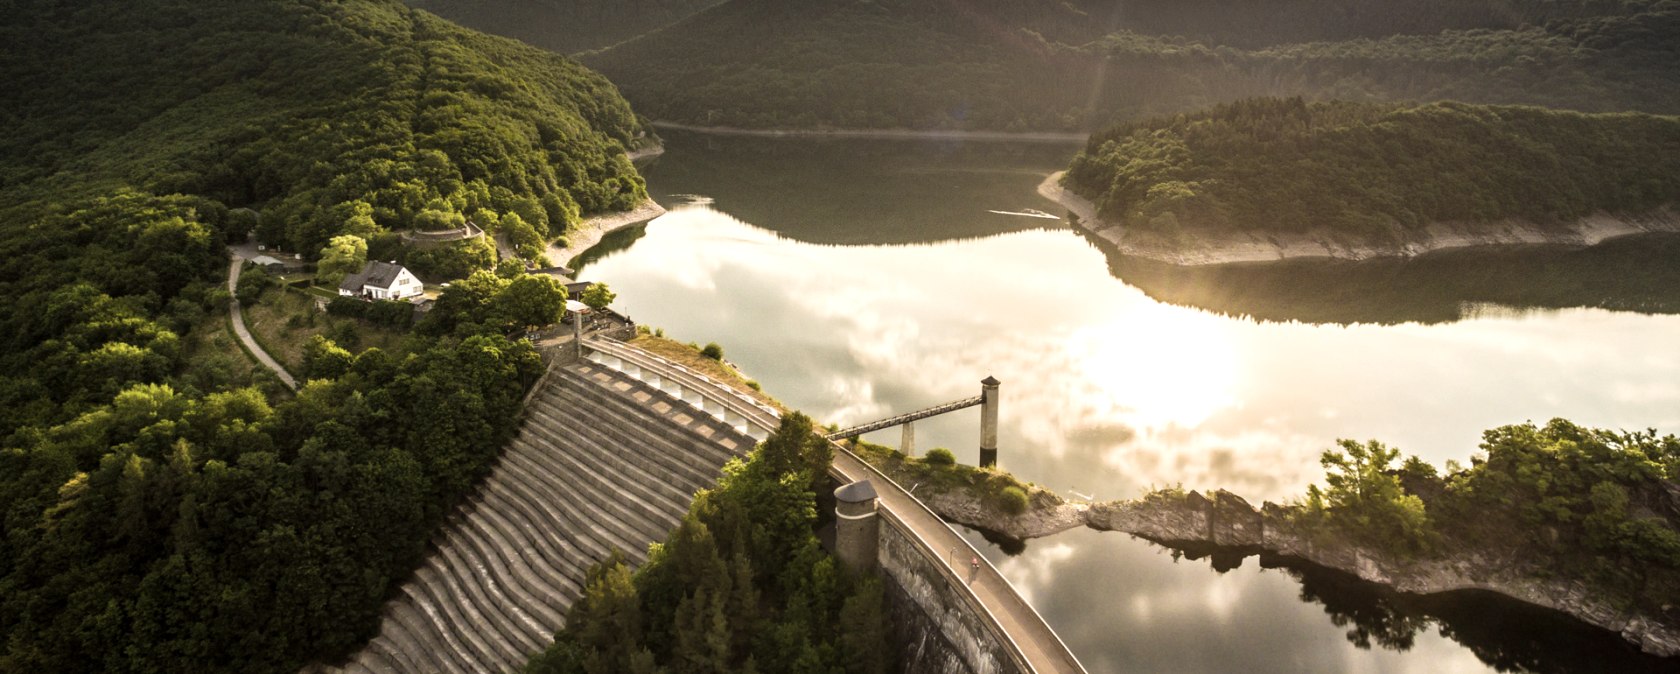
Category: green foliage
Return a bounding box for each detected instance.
[998,486,1030,515]
[699,342,724,361]
[236,266,276,306]
[581,0,1680,131]
[1442,419,1680,572]
[300,335,354,380]
[2,0,650,256]
[316,235,369,287]
[405,235,498,281]
[924,447,956,466]
[494,275,569,331]
[422,269,568,335]
[0,334,541,672]
[1065,98,1680,241]
[410,0,723,54]
[580,282,617,310]
[0,0,645,671]
[1300,439,1435,555]
[533,413,889,673]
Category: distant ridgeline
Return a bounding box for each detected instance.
[0,0,652,672]
[567,0,1680,131]
[1062,98,1680,243]
[407,0,724,53]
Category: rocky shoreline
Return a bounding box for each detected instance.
[1039,171,1680,266]
[653,121,1088,143]
[547,197,666,268]
[915,481,1680,658]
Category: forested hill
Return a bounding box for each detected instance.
[2,0,651,256]
[571,0,1680,132]
[407,0,724,53]
[0,1,650,672]
[1062,98,1680,240]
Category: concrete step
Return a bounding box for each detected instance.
[472,480,593,598]
[547,373,740,484]
[465,492,582,615]
[385,600,457,674]
[451,499,569,626]
[501,435,666,559]
[519,397,694,514]
[434,533,548,652]
[415,556,527,667]
[410,564,517,672]
[489,451,627,565]
[366,607,432,674]
[397,579,491,674]
[507,421,681,546]
[564,362,757,461]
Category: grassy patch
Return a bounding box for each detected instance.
[242,287,411,373]
[627,333,785,412]
[175,311,265,393]
[849,439,1060,516]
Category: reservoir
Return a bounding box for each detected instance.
[577,130,1680,673]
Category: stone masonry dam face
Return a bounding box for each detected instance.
[303,359,757,674]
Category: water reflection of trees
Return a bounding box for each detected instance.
[1156,543,1678,672]
[1096,233,1680,325]
[1251,553,1678,673]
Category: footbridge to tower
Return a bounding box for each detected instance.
[824,374,1002,467]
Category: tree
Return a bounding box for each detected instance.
[492,274,567,332]
[316,235,368,286]
[301,335,354,380]
[502,212,545,261]
[1303,439,1434,553]
[580,282,616,310]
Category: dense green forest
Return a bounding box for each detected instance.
[407,0,723,53]
[526,413,890,674]
[565,0,1680,131]
[0,0,650,671]
[1061,98,1680,240]
[1293,419,1680,618]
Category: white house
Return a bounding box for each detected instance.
[338,260,423,301]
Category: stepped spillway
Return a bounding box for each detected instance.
[305,358,758,674]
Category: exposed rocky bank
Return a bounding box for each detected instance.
[919,482,1680,658]
[1040,172,1680,266]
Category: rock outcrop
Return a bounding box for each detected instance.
[1085,489,1680,658]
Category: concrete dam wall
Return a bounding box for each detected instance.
[304,358,756,674]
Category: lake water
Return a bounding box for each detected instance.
[578,130,1680,673]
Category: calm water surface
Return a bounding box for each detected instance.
[580,131,1680,673]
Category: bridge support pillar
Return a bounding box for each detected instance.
[901,421,915,457]
[979,376,999,468]
[834,480,879,573]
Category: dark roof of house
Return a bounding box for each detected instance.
[565,281,594,294]
[339,260,408,291]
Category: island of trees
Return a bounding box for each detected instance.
[1056,98,1680,260]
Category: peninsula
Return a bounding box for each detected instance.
[1049,98,1680,265]
[854,420,1680,659]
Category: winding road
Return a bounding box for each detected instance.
[227,256,299,391]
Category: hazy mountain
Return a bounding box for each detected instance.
[407,0,725,53]
[571,0,1679,131]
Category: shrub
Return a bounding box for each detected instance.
[924,448,956,466]
[327,295,370,319]
[998,486,1029,515]
[700,342,724,360]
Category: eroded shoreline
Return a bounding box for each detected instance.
[1039,171,1680,266]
